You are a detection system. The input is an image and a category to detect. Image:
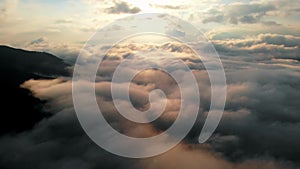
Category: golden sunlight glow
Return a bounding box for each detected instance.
[125,0,175,12]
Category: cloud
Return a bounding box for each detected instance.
[0,0,18,22]
[199,65,300,163]
[1,41,299,168]
[105,1,141,14]
[55,19,73,24]
[97,43,300,166]
[0,8,5,21]
[202,2,277,25]
[1,75,292,169]
[0,0,299,166]
[211,33,300,61]
[266,0,300,16]
[26,37,80,63]
[149,4,186,10]
[140,144,292,169]
[80,27,97,32]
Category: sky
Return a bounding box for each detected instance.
[0,0,299,54]
[0,0,300,169]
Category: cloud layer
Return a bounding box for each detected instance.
[0,0,300,167]
[0,41,299,168]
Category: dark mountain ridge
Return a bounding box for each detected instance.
[0,45,71,135]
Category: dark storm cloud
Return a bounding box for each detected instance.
[105,1,141,14]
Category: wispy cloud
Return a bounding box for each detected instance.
[105,1,141,14]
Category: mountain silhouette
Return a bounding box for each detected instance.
[0,45,71,135]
